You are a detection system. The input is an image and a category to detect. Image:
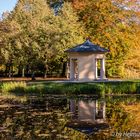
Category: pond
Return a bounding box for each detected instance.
[0,94,140,139]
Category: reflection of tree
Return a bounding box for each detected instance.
[0,97,85,139]
[106,98,134,133]
[0,96,139,139]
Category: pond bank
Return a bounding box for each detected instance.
[0,81,140,97]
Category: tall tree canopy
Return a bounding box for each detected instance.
[71,0,140,77]
[0,0,84,77]
[0,0,139,78]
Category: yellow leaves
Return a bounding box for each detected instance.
[74,0,140,77]
[72,0,89,10]
[121,103,140,131]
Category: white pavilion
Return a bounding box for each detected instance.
[66,39,109,81]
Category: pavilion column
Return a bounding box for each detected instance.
[70,58,74,80]
[66,62,69,79]
[100,58,105,79]
[95,59,98,79]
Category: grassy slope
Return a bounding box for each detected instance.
[0,80,140,97]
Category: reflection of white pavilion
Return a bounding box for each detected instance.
[66,39,109,81]
[70,100,106,123]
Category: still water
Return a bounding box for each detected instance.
[0,95,140,139]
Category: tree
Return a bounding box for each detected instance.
[1,0,84,77]
[71,0,140,77]
[33,2,84,77]
[0,19,21,77]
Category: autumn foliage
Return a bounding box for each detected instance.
[0,0,140,78]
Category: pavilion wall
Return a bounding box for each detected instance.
[69,53,105,81]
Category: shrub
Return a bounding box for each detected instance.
[104,82,138,95]
[1,82,26,93]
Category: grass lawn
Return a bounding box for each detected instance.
[0,80,140,98]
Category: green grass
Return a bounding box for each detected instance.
[25,83,104,97]
[0,81,140,97]
[1,82,26,94]
[102,81,140,94]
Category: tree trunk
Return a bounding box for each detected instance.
[8,66,11,78]
[44,72,47,78]
[26,64,30,77]
[44,64,48,78]
[61,62,66,77]
[11,66,14,77]
[31,72,36,80]
[18,64,22,76]
[5,65,8,77]
[22,67,25,77]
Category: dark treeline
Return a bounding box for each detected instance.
[0,0,140,78]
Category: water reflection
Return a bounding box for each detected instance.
[70,100,106,123]
[27,97,108,134]
[67,99,108,134]
[0,95,140,139]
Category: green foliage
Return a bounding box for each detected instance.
[0,0,140,78]
[103,82,138,94]
[25,83,104,96]
[1,81,140,96]
[1,82,26,93]
[136,84,140,94]
[0,0,84,77]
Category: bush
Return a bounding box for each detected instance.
[1,82,26,93]
[104,82,138,95]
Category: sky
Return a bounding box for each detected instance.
[0,0,18,19]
